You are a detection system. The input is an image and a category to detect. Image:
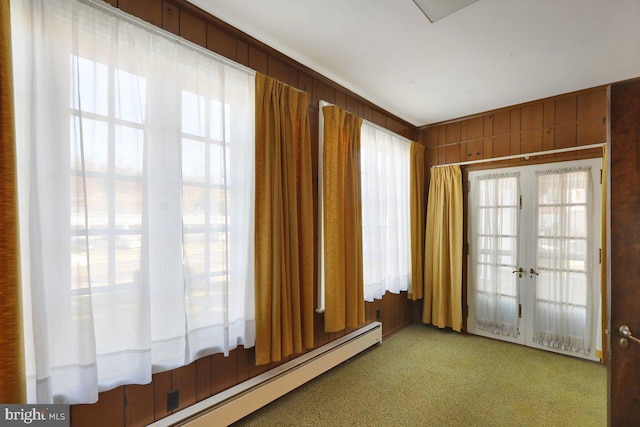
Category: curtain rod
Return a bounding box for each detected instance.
[82,0,255,75]
[319,100,414,144]
[434,143,605,168]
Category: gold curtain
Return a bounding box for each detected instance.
[408,142,426,301]
[423,165,463,331]
[597,146,608,364]
[0,0,26,403]
[254,73,314,365]
[322,105,365,332]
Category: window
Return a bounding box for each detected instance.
[471,173,520,337]
[70,57,146,294]
[360,122,411,301]
[533,167,594,353]
[181,91,232,326]
[13,0,255,404]
[179,77,255,356]
[317,104,412,310]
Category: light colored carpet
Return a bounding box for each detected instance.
[233,324,606,426]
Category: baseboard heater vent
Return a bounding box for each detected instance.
[151,321,382,427]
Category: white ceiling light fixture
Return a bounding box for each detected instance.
[412,0,479,23]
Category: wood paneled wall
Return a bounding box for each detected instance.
[415,86,608,326]
[419,87,608,170]
[70,1,417,426]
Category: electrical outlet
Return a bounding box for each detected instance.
[376,309,381,320]
[167,390,179,412]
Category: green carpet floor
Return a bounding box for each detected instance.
[232,324,606,427]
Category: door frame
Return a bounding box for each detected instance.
[466,159,602,361]
[609,80,640,426]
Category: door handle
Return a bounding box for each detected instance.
[529,268,539,277]
[512,267,524,278]
[619,325,640,348]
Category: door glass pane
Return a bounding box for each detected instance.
[472,173,520,338]
[533,168,592,354]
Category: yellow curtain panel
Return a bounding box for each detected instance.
[254,73,314,365]
[423,165,463,331]
[0,0,26,403]
[409,142,426,301]
[322,105,365,332]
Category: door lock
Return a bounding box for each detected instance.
[619,325,640,348]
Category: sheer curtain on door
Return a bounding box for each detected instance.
[533,167,593,354]
[12,0,255,404]
[472,173,520,337]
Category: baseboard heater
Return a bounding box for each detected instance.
[150,321,382,427]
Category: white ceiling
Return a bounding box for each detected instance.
[186,0,640,127]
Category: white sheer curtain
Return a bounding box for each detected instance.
[12,0,255,404]
[473,173,520,337]
[360,122,411,301]
[533,167,593,354]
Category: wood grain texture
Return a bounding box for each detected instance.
[577,89,607,146]
[555,95,577,124]
[119,0,162,27]
[267,55,289,84]
[248,45,268,74]
[493,135,511,157]
[179,10,206,47]
[172,363,197,411]
[313,78,335,106]
[521,103,543,131]
[236,40,249,66]
[152,371,173,421]
[314,312,330,348]
[521,129,542,154]
[460,117,483,140]
[609,79,640,426]
[419,87,606,168]
[211,352,237,395]
[72,388,125,427]
[162,1,180,35]
[206,23,236,60]
[446,122,461,143]
[195,356,212,402]
[543,100,555,128]
[509,133,521,156]
[236,347,250,384]
[482,138,493,160]
[492,111,510,136]
[124,383,154,427]
[510,108,521,141]
[554,123,577,149]
[372,109,387,129]
[483,115,493,137]
[362,105,374,122]
[446,143,461,164]
[465,139,483,161]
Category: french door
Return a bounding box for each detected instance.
[467,158,602,361]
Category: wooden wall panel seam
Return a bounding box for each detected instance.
[418,85,609,131]
[430,120,606,149]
